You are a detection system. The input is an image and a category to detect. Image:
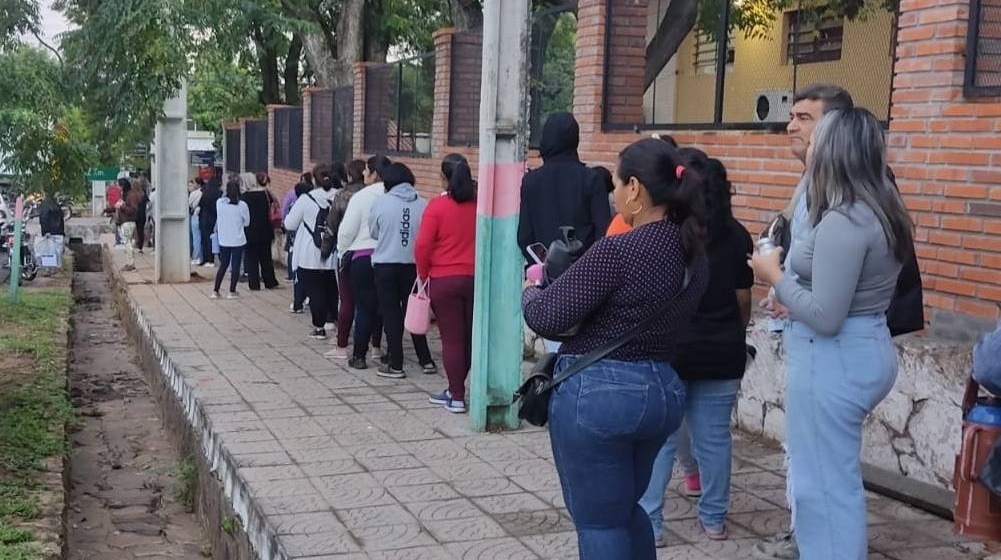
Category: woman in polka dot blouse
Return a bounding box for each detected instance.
[522,138,709,559]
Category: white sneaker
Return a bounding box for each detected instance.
[191,259,200,265]
[209,291,220,299]
[202,262,215,268]
[225,292,239,299]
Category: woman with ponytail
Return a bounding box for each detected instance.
[521,137,709,559]
[414,154,478,413]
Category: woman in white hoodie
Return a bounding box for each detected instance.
[284,164,337,340]
[336,155,391,370]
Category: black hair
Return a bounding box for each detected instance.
[301,172,314,186]
[793,83,854,113]
[117,178,131,191]
[441,153,476,203]
[194,177,205,187]
[224,178,241,204]
[678,147,732,242]
[312,163,334,191]
[591,166,614,194]
[331,162,348,189]
[347,160,366,184]
[294,182,310,198]
[382,162,416,191]
[617,138,706,263]
[367,154,392,180]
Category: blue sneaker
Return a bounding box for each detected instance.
[444,398,466,414]
[428,389,452,405]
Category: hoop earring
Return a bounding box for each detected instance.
[629,201,644,216]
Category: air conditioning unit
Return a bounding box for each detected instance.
[753,91,794,123]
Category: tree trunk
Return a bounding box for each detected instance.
[449,0,483,29]
[529,11,557,142]
[302,33,339,89]
[645,0,698,90]
[253,24,282,104]
[363,0,389,63]
[284,35,303,104]
[332,0,365,87]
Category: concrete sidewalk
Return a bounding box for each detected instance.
[102,238,982,560]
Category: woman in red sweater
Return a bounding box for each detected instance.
[415,154,477,413]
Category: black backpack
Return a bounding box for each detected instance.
[38,199,65,236]
[302,193,330,250]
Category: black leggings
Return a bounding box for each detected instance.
[349,256,382,360]
[199,216,216,264]
[245,240,279,290]
[373,263,433,370]
[298,268,336,329]
[214,246,244,294]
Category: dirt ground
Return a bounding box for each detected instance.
[65,269,206,560]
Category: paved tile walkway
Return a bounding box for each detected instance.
[104,239,984,559]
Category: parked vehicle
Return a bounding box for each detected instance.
[3,222,37,283]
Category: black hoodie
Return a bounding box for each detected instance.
[517,113,611,260]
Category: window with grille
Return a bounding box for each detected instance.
[694,31,735,74]
[965,0,1001,97]
[785,10,844,64]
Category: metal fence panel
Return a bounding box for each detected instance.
[274,107,303,171]
[364,53,435,156]
[244,120,268,173]
[610,0,896,130]
[225,128,241,173]
[332,87,354,163]
[966,0,1001,97]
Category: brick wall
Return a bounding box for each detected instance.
[572,0,999,329]
[886,0,1001,323]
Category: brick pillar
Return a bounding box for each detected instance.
[575,0,648,140]
[303,89,315,169]
[432,27,456,156]
[574,0,609,142]
[266,105,278,172]
[353,63,367,158]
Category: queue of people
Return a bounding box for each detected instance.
[160,82,919,560]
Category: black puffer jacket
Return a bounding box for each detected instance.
[517,112,611,261]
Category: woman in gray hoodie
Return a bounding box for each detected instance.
[368,162,437,379]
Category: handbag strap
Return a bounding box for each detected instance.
[542,268,692,391]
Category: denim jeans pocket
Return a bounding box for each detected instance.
[575,374,649,438]
[834,334,896,406]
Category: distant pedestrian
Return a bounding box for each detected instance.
[188,178,204,265]
[287,180,311,313]
[211,179,250,299]
[240,172,280,290]
[198,173,222,267]
[415,153,477,413]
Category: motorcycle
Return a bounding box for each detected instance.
[3,223,37,283]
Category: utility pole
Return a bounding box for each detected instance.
[469,0,532,431]
[153,81,190,283]
[7,196,23,303]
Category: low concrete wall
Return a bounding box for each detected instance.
[524,313,972,494]
[739,318,970,493]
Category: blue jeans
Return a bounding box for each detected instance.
[190,214,202,262]
[639,377,742,541]
[784,314,897,560]
[675,420,698,475]
[549,356,686,560]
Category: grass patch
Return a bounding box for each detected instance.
[175,457,197,513]
[0,290,74,560]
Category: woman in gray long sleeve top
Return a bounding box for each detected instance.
[750,107,915,560]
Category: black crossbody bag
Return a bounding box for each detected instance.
[514,270,692,427]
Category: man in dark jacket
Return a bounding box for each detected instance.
[517,112,611,261]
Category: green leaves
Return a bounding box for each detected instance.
[189,50,265,144]
[0,45,97,197]
[0,0,40,50]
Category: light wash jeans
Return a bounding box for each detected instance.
[549,356,686,560]
[675,420,698,475]
[639,377,742,541]
[543,338,561,353]
[784,314,897,560]
[190,214,202,262]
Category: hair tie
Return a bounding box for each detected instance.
[676,165,685,180]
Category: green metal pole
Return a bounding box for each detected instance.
[8,196,24,303]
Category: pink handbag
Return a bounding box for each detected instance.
[404,279,431,335]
